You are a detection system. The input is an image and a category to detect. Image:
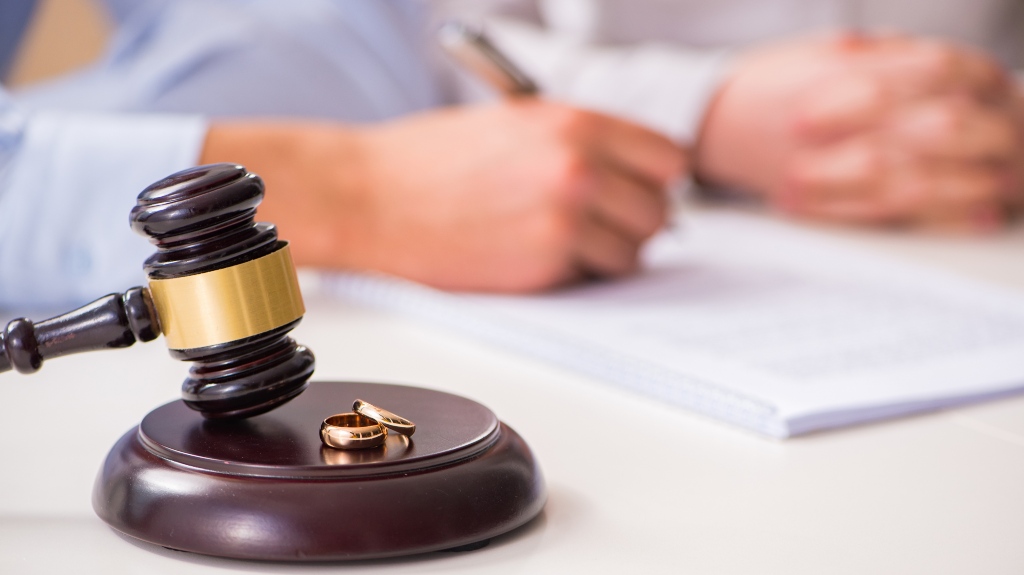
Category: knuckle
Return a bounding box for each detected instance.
[536,210,579,250]
[856,146,884,179]
[919,43,958,78]
[545,105,595,140]
[931,101,971,137]
[783,159,819,193]
[861,76,889,107]
[546,150,595,204]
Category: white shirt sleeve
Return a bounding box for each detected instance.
[0,89,206,310]
[483,15,733,144]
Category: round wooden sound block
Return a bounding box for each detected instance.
[93,381,546,561]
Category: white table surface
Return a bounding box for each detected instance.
[2,213,1023,574]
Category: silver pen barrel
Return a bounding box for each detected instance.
[438,20,539,96]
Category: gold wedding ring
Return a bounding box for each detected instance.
[354,399,416,437]
[320,400,417,451]
[320,413,387,449]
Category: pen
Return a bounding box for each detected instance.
[437,21,539,97]
[438,19,687,235]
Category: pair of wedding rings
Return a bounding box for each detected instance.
[320,399,416,450]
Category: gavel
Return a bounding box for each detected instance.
[0,164,315,419]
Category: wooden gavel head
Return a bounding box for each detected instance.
[0,164,315,419]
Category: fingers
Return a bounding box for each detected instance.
[780,137,1010,228]
[913,189,1007,233]
[584,114,688,187]
[913,164,1008,219]
[570,156,670,279]
[857,37,1008,101]
[545,107,681,278]
[890,96,1020,163]
[797,35,1014,144]
[796,73,890,141]
[574,214,640,278]
[525,100,686,187]
[780,137,898,223]
[588,162,669,240]
[782,137,885,207]
[788,84,1022,229]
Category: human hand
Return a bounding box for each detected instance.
[203,100,685,292]
[695,33,1024,231]
[351,100,686,291]
[788,37,1024,230]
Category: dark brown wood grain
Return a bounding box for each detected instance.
[0,287,158,374]
[94,381,546,561]
[1,163,314,420]
[129,163,315,419]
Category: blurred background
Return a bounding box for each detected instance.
[7,0,108,88]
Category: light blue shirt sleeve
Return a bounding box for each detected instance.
[19,0,452,122]
[2,0,446,311]
[0,0,37,78]
[0,88,206,310]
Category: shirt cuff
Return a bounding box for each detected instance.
[0,111,206,310]
[486,17,734,144]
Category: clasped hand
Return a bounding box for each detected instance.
[698,33,1024,231]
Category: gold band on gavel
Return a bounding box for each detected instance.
[147,244,305,350]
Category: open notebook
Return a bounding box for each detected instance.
[324,212,1024,438]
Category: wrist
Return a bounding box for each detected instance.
[692,65,780,196]
[201,122,375,270]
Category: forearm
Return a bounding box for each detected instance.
[199,122,378,271]
[203,100,685,293]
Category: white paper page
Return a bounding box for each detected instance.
[327,212,1024,437]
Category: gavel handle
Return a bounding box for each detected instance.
[0,287,160,375]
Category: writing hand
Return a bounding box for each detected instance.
[202,100,686,293]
